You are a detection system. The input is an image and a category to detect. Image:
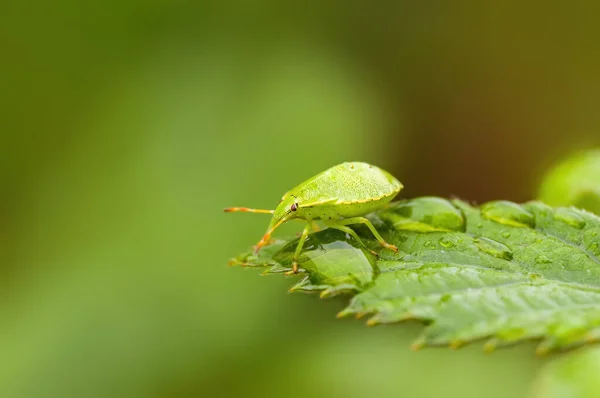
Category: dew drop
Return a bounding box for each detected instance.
[274,229,376,286]
[591,231,598,237]
[501,231,511,238]
[424,240,434,248]
[387,197,465,232]
[554,208,586,229]
[439,237,455,248]
[475,237,514,261]
[481,201,535,228]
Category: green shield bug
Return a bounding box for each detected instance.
[225,162,402,274]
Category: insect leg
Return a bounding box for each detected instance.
[333,217,398,253]
[254,218,286,254]
[324,222,378,256]
[286,222,312,275]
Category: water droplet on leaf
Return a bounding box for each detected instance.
[274,229,375,286]
[481,201,535,228]
[554,208,586,229]
[439,237,455,248]
[475,237,514,261]
[387,197,465,232]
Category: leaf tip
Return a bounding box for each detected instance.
[355,311,368,319]
[535,342,552,357]
[227,259,240,267]
[401,311,415,321]
[584,333,598,344]
[288,283,304,293]
[411,338,425,351]
[288,276,311,293]
[410,343,424,352]
[483,339,497,354]
[449,340,464,350]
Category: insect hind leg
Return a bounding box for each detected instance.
[324,222,378,256]
[332,217,398,253]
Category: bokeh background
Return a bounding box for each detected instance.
[3,2,600,397]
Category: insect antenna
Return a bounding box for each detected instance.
[223,207,274,214]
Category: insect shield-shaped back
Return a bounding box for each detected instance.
[225,162,402,273]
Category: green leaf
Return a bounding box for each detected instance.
[538,149,600,215]
[230,197,600,353]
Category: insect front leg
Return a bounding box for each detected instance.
[254,218,286,254]
[311,221,321,232]
[286,222,312,275]
[332,216,398,253]
[323,222,378,256]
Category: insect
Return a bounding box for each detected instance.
[225,162,402,274]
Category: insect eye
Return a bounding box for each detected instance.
[290,203,298,212]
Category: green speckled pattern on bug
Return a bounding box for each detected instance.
[226,161,403,274]
[272,162,403,225]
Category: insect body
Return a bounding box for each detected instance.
[225,162,402,273]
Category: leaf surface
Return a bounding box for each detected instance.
[230,197,600,353]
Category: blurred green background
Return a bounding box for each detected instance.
[2,2,600,397]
